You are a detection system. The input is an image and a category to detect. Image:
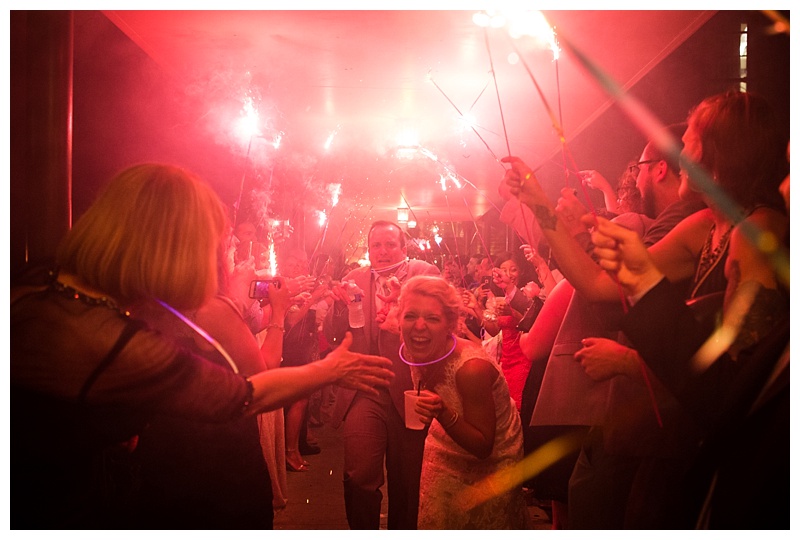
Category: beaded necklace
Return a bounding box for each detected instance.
[690,223,732,299]
[49,277,131,317]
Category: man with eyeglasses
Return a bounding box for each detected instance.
[631,123,706,246]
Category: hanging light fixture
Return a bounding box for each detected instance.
[397,207,409,224]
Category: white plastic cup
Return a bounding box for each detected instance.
[404,390,428,430]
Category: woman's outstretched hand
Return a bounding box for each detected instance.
[325,332,394,395]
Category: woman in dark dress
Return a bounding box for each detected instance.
[11,163,393,529]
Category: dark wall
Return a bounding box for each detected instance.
[71,11,241,221]
[535,10,790,208]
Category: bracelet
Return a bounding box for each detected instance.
[439,409,459,429]
[264,323,285,333]
[241,377,255,413]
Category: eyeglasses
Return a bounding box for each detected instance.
[628,159,661,175]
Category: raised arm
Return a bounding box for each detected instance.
[503,156,707,301]
[247,332,393,413]
[502,156,624,301]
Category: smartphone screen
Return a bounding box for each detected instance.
[249,280,273,299]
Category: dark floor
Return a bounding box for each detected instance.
[272,421,553,530]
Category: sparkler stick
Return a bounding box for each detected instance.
[442,190,468,288]
[331,208,355,250]
[229,135,254,254]
[555,44,570,187]
[310,184,341,267]
[309,215,329,268]
[415,149,498,268]
[343,204,374,264]
[484,28,512,157]
[428,73,505,169]
[485,27,543,258]
[505,17,664,421]
[459,192,495,269]
[468,78,491,112]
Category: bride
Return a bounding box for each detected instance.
[397,275,529,529]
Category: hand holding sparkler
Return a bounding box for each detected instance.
[580,170,614,201]
[500,156,550,209]
[555,187,591,237]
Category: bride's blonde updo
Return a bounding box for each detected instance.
[397,275,461,333]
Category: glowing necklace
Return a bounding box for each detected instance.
[371,258,408,276]
[399,334,458,367]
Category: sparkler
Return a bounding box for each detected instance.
[343,204,374,265]
[268,241,278,277]
[324,125,340,151]
[484,27,511,158]
[483,22,546,266]
[428,71,505,168]
[309,182,344,268]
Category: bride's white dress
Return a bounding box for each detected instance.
[412,346,529,529]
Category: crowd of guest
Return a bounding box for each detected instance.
[11,89,788,530]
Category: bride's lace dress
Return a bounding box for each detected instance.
[412,346,529,529]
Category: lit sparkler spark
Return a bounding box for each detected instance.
[509,11,560,60]
[327,183,342,208]
[474,9,560,61]
[443,170,462,189]
[472,10,504,28]
[235,96,261,143]
[268,241,278,277]
[459,113,477,130]
[324,126,340,151]
[418,147,438,162]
